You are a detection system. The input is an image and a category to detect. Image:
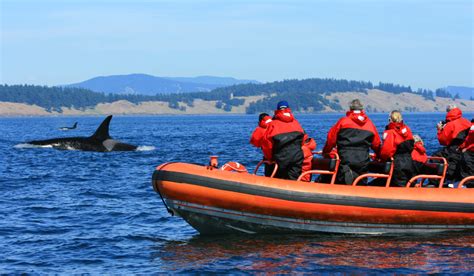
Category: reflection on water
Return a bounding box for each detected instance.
[155,233,474,273]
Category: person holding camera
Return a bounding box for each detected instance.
[433,104,471,183]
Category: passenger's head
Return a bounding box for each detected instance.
[446,104,457,112]
[276,100,289,110]
[389,110,403,123]
[349,99,363,111]
[258,112,270,122]
[413,134,423,145]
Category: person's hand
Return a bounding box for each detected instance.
[437,121,444,130]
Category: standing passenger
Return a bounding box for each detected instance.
[322,99,381,184]
[379,111,415,187]
[250,113,274,176]
[262,101,305,180]
[433,105,471,182]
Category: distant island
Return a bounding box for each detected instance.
[1,76,473,116]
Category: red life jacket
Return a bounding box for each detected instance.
[379,122,414,161]
[460,122,474,152]
[412,141,428,163]
[262,108,304,163]
[250,115,272,148]
[323,110,381,155]
[437,108,471,146]
[301,135,317,182]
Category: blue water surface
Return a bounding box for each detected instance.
[1,113,473,273]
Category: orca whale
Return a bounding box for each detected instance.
[59,122,78,130]
[27,115,137,151]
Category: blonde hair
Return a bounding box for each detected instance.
[446,104,457,112]
[413,134,423,144]
[389,110,403,123]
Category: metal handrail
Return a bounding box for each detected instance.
[253,160,278,178]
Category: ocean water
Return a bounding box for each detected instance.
[1,113,473,274]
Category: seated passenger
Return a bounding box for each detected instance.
[322,99,381,184]
[250,113,274,176]
[379,110,415,187]
[300,134,317,182]
[411,135,427,175]
[459,119,474,187]
[262,101,305,180]
[433,105,471,182]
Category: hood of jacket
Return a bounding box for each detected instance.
[258,115,272,128]
[346,110,368,126]
[387,122,410,138]
[446,108,462,122]
[413,141,426,154]
[274,108,295,123]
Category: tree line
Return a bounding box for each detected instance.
[0,78,454,113]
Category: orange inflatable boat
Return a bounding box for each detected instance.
[152,155,474,235]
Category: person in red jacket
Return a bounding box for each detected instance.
[250,113,274,176]
[300,134,317,182]
[261,101,305,180]
[378,111,415,187]
[411,134,428,174]
[433,105,471,182]
[459,119,474,187]
[322,99,381,185]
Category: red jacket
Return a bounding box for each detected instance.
[250,115,272,148]
[262,108,304,161]
[323,110,381,154]
[460,122,474,152]
[412,141,428,163]
[437,108,471,146]
[301,135,317,182]
[380,122,414,161]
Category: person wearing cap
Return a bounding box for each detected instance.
[378,110,415,187]
[322,99,381,185]
[250,113,274,176]
[433,104,471,183]
[261,101,306,180]
[412,134,428,175]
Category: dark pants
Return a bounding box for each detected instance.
[460,151,474,188]
[275,161,303,180]
[264,163,276,177]
[337,148,370,185]
[433,146,463,181]
[391,153,415,187]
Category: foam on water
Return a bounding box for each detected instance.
[14,143,52,149]
[136,145,156,151]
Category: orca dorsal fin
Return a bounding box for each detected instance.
[72,122,78,128]
[91,115,112,141]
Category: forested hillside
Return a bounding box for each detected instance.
[0,78,456,114]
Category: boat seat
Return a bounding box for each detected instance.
[406,157,448,188]
[297,151,340,184]
[352,158,394,187]
[311,157,337,171]
[368,160,392,174]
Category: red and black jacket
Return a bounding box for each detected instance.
[323,110,381,169]
[262,108,304,167]
[412,141,428,163]
[459,121,474,153]
[437,108,471,147]
[379,122,414,161]
[250,115,272,148]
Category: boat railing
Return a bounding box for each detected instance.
[253,160,279,178]
[297,151,340,183]
[459,176,474,189]
[406,156,448,188]
[352,157,394,187]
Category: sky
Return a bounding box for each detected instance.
[0,0,473,89]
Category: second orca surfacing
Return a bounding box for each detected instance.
[27,115,137,152]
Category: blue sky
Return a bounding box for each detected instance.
[1,0,472,89]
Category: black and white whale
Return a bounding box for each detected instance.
[27,115,137,151]
[59,122,78,130]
